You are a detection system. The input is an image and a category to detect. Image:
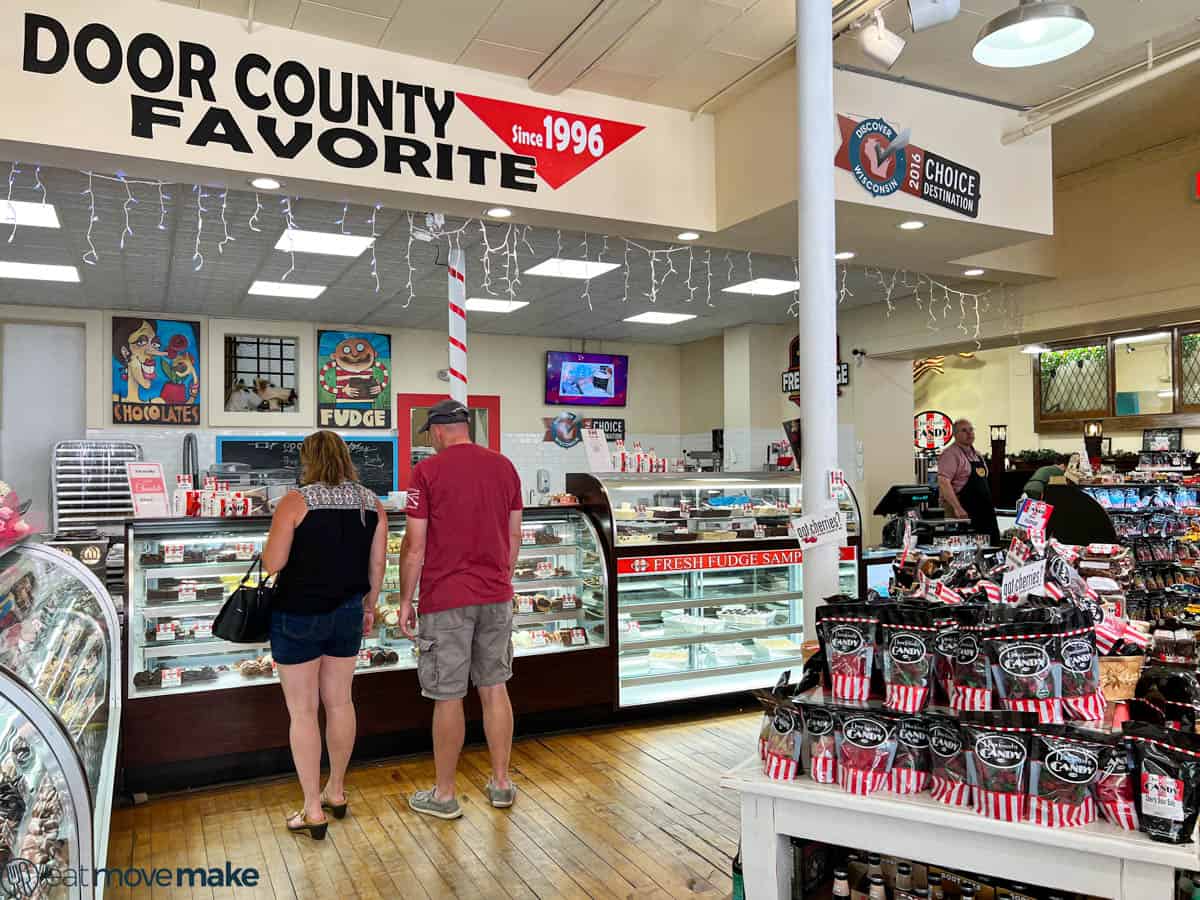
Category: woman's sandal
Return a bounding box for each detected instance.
[286,811,328,840]
[321,793,348,819]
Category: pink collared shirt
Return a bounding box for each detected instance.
[937,442,980,494]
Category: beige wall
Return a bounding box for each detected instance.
[680,336,724,434]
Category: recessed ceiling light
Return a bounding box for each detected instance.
[274,229,375,257]
[0,200,60,229]
[0,261,79,282]
[677,231,701,241]
[1021,344,1050,354]
[835,251,856,261]
[248,280,326,299]
[486,207,513,218]
[624,311,697,325]
[722,278,801,296]
[1113,331,1169,345]
[973,1,1094,68]
[525,258,621,279]
[963,268,985,276]
[249,177,283,191]
[466,297,528,313]
[1158,390,1175,398]
[898,220,925,230]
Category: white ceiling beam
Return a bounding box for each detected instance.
[528,0,659,96]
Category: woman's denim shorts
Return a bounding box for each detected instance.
[269,595,364,665]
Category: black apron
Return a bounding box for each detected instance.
[957,450,1000,547]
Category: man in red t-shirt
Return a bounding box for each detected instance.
[398,399,523,820]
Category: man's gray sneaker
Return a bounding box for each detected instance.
[486,780,516,808]
[408,788,462,820]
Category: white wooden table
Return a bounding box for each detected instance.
[721,757,1197,900]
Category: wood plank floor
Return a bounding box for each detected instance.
[106,710,759,900]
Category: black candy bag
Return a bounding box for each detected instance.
[1124,721,1200,843]
[761,698,803,782]
[961,711,1037,823]
[834,707,896,796]
[816,604,879,702]
[1028,729,1104,827]
[886,713,930,795]
[881,604,936,714]
[928,713,972,808]
[1089,729,1139,831]
[985,621,1064,724]
[800,699,838,784]
[931,613,960,706]
[755,670,792,761]
[1058,609,1106,721]
[950,607,994,712]
[1135,663,1200,733]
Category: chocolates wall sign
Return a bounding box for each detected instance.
[111,316,201,425]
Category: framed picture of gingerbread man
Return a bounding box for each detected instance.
[316,330,392,430]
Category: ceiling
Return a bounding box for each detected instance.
[0,162,970,343]
[161,0,1200,112]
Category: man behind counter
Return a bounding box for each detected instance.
[936,418,1000,546]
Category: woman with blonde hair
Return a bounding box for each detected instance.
[263,431,387,839]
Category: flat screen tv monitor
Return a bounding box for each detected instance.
[545,351,628,407]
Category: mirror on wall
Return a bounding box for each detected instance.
[409,406,489,461]
[1113,331,1173,415]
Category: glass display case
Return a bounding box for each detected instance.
[567,472,860,708]
[125,508,609,697]
[0,543,122,897]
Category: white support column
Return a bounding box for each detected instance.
[796,0,840,637]
[447,248,468,404]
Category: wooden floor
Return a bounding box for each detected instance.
[106,710,758,899]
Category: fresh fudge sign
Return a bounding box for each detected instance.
[617,545,856,575]
[18,12,643,193]
[835,115,981,219]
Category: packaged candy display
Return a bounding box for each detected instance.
[951,612,993,712]
[1093,731,1139,831]
[1124,721,1200,844]
[928,714,972,808]
[961,713,1036,822]
[816,604,880,702]
[1027,730,1103,827]
[835,709,897,795]
[801,701,839,785]
[985,622,1065,724]
[764,704,803,782]
[1134,663,1200,732]
[880,605,935,713]
[886,714,931,794]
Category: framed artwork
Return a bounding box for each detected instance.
[111,316,201,425]
[207,319,315,428]
[317,330,392,430]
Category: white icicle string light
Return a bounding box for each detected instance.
[81,171,98,265]
[192,184,207,272]
[5,161,19,244]
[403,212,416,308]
[33,165,46,207]
[117,171,137,250]
[789,258,800,317]
[581,232,593,311]
[217,189,234,254]
[280,196,297,280]
[248,192,263,233]
[622,239,631,303]
[725,251,734,285]
[837,265,853,305]
[704,249,713,307]
[368,203,381,293]
[685,247,696,303]
[157,182,168,232]
[336,203,350,235]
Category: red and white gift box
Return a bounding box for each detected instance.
[975,787,1027,822]
[1028,795,1096,828]
[930,775,972,807]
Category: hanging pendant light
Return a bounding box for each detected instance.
[973,0,1094,68]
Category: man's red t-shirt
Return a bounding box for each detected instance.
[406,442,523,613]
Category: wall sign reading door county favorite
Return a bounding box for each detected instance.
[317,331,392,429]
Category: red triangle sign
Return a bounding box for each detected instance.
[457,93,645,190]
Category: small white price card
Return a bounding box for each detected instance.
[561,595,578,610]
[194,621,212,639]
[517,596,534,614]
[235,542,255,561]
[529,629,547,648]
[178,583,197,602]
[358,648,373,667]
[569,628,587,646]
[161,668,182,688]
[270,660,278,677]
[755,525,766,538]
[155,623,175,642]
[163,542,184,564]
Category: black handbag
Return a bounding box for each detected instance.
[212,557,274,643]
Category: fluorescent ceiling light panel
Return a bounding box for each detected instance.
[1158,390,1175,398]
[248,280,326,299]
[1021,344,1050,354]
[1113,331,1169,345]
[465,297,529,313]
[722,278,801,296]
[623,311,697,325]
[898,220,926,230]
[963,268,985,276]
[834,251,856,260]
[0,261,79,282]
[0,200,60,229]
[275,229,374,257]
[524,258,620,279]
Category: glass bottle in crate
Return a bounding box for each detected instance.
[868,875,887,900]
[832,869,850,898]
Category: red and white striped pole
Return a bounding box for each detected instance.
[447,248,468,404]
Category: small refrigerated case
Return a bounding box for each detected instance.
[0,542,123,897]
[568,472,859,708]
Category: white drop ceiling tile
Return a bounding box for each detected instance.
[381,0,503,61]
[572,66,658,100]
[457,39,545,78]
[317,0,401,18]
[603,0,742,78]
[641,47,757,109]
[708,0,794,61]
[477,0,597,54]
[199,0,300,27]
[293,2,389,45]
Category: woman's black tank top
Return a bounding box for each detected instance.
[274,482,378,614]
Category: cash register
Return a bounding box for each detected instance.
[874,484,974,548]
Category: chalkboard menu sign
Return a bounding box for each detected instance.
[215,435,398,498]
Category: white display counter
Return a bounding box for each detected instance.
[721,756,1197,900]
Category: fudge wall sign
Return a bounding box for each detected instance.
[834,115,981,219]
[19,12,644,192]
